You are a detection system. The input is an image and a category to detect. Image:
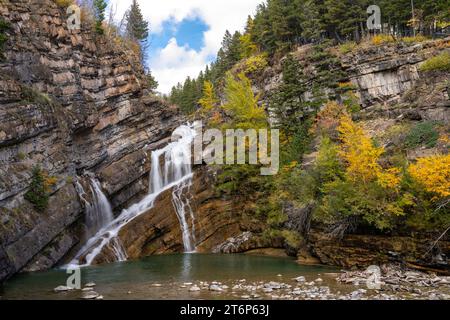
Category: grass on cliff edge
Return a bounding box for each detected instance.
[420,52,450,72]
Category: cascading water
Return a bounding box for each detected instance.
[69,123,198,267]
[172,180,196,253]
[73,178,127,263]
[86,179,114,236]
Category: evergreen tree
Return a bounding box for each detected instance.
[125,0,150,65]
[270,54,307,133]
[299,0,324,42]
[251,3,277,54]
[145,73,158,92]
[324,0,367,42]
[93,0,107,34]
[125,0,149,41]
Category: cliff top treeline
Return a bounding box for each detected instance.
[169,0,449,113]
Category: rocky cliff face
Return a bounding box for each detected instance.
[342,41,449,122]
[0,0,182,282]
[212,38,450,270]
[84,166,258,265]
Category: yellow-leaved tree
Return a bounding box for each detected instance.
[408,154,450,200]
[337,115,401,189]
[222,72,267,129]
[198,81,218,116]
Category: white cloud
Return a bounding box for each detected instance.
[108,0,262,93]
[150,38,210,93]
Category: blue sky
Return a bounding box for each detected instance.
[150,18,209,53]
[109,0,261,93]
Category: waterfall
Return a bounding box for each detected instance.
[69,123,198,267]
[172,179,196,252]
[86,179,114,236]
[73,178,127,263]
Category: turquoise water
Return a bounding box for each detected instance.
[0,254,341,300]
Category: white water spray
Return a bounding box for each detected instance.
[70,123,198,267]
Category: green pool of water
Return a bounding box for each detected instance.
[0,254,342,300]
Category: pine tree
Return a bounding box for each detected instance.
[251,3,277,54]
[93,0,107,34]
[125,0,150,65]
[300,0,324,42]
[125,0,149,41]
[324,0,367,42]
[270,54,307,133]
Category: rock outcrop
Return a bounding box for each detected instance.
[253,38,450,270]
[304,231,450,274]
[87,166,245,264]
[0,0,182,282]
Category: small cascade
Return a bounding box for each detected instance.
[72,178,128,266]
[69,123,198,267]
[172,179,196,253]
[86,179,114,236]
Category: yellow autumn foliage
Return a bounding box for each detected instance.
[198,81,218,116]
[377,167,402,190]
[337,115,383,184]
[408,154,450,199]
[338,115,401,190]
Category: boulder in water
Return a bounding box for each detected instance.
[54,286,74,292]
[189,285,201,292]
[209,284,224,292]
[81,291,100,300]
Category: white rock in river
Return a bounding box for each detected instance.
[350,289,367,300]
[85,282,96,287]
[209,284,224,292]
[82,287,94,292]
[54,286,74,292]
[82,291,100,300]
[189,285,201,292]
[294,276,306,282]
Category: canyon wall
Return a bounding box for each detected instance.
[213,38,450,270]
[0,0,182,282]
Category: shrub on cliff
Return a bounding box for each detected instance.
[242,54,268,76]
[405,121,439,149]
[0,17,10,59]
[420,52,450,72]
[408,154,450,200]
[25,166,57,212]
[54,0,74,7]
